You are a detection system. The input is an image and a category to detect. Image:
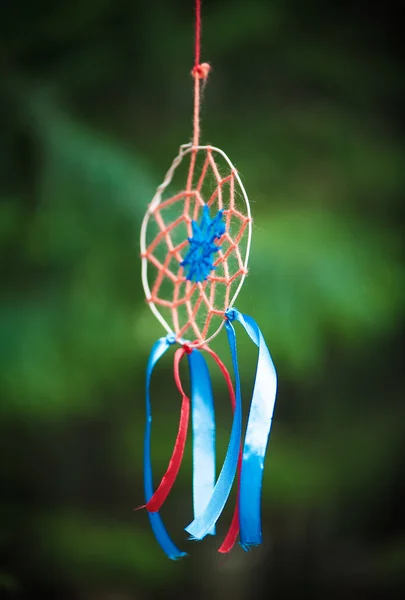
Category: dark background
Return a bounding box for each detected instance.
[1,0,404,598]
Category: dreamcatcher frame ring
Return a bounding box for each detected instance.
[140,143,252,348]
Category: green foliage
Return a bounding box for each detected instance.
[0,0,404,596]
[33,512,176,583]
[250,208,404,370]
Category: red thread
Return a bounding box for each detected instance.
[145,348,190,513]
[204,346,242,553]
[183,343,194,355]
[192,0,211,146]
[192,62,211,80]
[195,0,202,68]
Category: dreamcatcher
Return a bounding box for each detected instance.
[138,0,277,559]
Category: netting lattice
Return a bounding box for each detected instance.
[141,145,251,345]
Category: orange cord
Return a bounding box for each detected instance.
[192,62,211,147]
[142,148,250,343]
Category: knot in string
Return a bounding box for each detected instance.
[182,343,194,355]
[166,332,177,345]
[192,62,211,80]
[192,63,210,147]
[225,308,237,322]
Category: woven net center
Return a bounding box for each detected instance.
[142,146,251,344]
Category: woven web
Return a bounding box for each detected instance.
[142,146,251,344]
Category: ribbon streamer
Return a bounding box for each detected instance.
[145,348,190,513]
[143,335,187,560]
[185,321,242,540]
[226,308,278,547]
[187,349,216,534]
[142,309,276,556]
[204,347,242,553]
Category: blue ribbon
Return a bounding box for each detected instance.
[144,334,187,560]
[226,308,277,548]
[185,320,242,540]
[144,309,276,554]
[187,349,216,535]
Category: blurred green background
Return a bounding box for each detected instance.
[1,0,404,598]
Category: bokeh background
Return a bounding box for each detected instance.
[1,0,404,598]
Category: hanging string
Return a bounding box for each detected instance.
[192,0,211,147]
[194,0,202,68]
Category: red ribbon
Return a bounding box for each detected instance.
[144,343,241,553]
[145,347,190,512]
[204,347,241,553]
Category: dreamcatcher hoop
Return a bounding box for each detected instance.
[139,0,277,560]
[140,142,252,348]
